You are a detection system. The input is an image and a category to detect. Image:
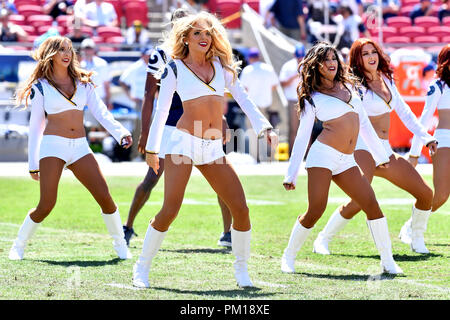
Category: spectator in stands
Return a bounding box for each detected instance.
[119,47,151,158]
[73,0,93,21]
[279,43,305,156]
[125,20,150,49]
[80,38,112,109]
[0,8,28,42]
[260,0,276,27]
[0,0,17,15]
[267,0,307,41]
[438,0,450,22]
[381,0,401,20]
[410,0,434,24]
[240,47,279,161]
[337,4,370,49]
[66,19,89,43]
[43,0,74,20]
[81,0,118,28]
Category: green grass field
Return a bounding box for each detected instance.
[0,174,448,300]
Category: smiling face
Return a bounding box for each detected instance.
[318,49,338,81]
[361,43,379,74]
[52,40,73,69]
[184,20,212,55]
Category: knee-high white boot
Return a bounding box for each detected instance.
[231,227,253,288]
[313,208,350,255]
[367,217,403,274]
[102,210,132,260]
[398,217,412,245]
[9,214,40,260]
[281,219,312,273]
[132,224,167,288]
[410,206,431,254]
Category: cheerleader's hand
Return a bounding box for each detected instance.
[283,182,296,191]
[146,153,159,174]
[121,135,133,149]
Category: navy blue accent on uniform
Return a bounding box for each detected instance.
[35,81,44,96]
[427,85,435,96]
[147,65,159,71]
[436,80,443,94]
[148,51,159,66]
[168,60,177,78]
[165,92,183,126]
[30,88,35,100]
[161,67,168,79]
[157,48,167,64]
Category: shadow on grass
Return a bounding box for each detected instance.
[36,258,123,267]
[160,248,232,255]
[151,285,275,299]
[333,253,442,261]
[293,272,403,282]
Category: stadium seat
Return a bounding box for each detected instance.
[243,0,260,13]
[216,0,242,29]
[442,35,450,43]
[370,26,397,41]
[386,16,412,28]
[399,26,425,38]
[123,1,149,27]
[414,16,440,28]
[14,0,40,7]
[105,35,125,44]
[56,15,72,28]
[413,36,439,43]
[20,25,37,36]
[401,0,420,5]
[385,36,411,44]
[36,25,65,36]
[427,26,450,38]
[17,5,43,18]
[97,26,123,39]
[205,0,219,13]
[66,26,95,37]
[399,5,415,17]
[8,14,27,26]
[443,16,450,26]
[28,15,54,29]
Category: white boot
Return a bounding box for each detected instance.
[313,208,350,255]
[398,217,412,245]
[231,227,253,288]
[281,219,311,273]
[367,217,403,275]
[9,214,40,260]
[410,207,431,254]
[132,224,167,288]
[102,210,132,260]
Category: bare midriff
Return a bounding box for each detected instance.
[176,95,224,140]
[317,112,360,154]
[437,109,450,129]
[369,112,390,140]
[44,110,86,138]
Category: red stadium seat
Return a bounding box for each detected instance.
[14,0,40,7]
[66,26,95,37]
[56,15,72,28]
[216,0,242,29]
[91,36,104,44]
[243,0,260,13]
[36,25,65,36]
[369,26,398,41]
[399,5,415,17]
[442,35,450,43]
[413,36,439,43]
[97,26,122,39]
[401,0,420,5]
[28,15,54,29]
[105,35,125,44]
[414,16,440,28]
[443,16,450,26]
[17,5,43,18]
[20,25,37,36]
[8,14,27,26]
[399,26,425,37]
[385,36,411,44]
[19,34,39,43]
[206,0,219,13]
[386,16,412,28]
[123,1,149,27]
[427,26,450,38]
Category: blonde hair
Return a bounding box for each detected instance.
[161,11,240,82]
[15,36,94,108]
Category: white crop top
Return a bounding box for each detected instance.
[284,86,390,186]
[409,79,450,157]
[28,78,131,172]
[145,57,273,153]
[362,75,434,148]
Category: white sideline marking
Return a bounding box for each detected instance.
[107,283,142,291]
[255,281,288,288]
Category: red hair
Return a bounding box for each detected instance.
[436,44,450,87]
[349,38,394,88]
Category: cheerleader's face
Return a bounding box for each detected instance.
[361,43,379,73]
[318,50,338,81]
[53,41,73,69]
[185,20,212,54]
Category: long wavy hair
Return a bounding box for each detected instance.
[297,41,358,114]
[159,11,240,82]
[15,36,93,107]
[349,38,394,88]
[436,44,450,87]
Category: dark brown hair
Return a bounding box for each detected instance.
[349,38,394,88]
[436,44,450,87]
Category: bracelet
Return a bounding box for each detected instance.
[409,155,419,158]
[29,170,39,173]
[145,151,158,155]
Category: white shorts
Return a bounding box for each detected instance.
[305,140,358,175]
[158,125,176,159]
[435,129,450,149]
[39,135,92,167]
[164,128,225,165]
[355,135,393,158]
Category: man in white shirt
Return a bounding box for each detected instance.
[80,38,112,110]
[240,48,279,162]
[119,47,151,158]
[279,43,305,155]
[82,0,118,28]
